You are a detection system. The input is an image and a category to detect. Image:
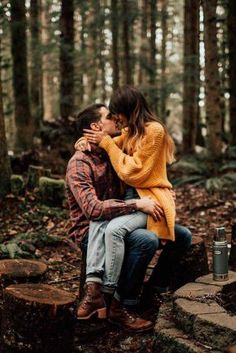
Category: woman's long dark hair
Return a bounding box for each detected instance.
[109,86,175,163]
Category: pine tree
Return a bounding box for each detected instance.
[0,36,11,198]
[10,0,33,150]
[60,0,74,119]
[30,0,43,127]
[202,0,222,157]
[182,0,200,153]
[228,0,236,146]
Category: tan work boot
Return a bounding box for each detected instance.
[108,298,153,333]
[77,282,107,320]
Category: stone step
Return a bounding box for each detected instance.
[172,273,236,351]
[153,302,221,353]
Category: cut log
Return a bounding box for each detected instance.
[27,165,44,189]
[0,259,47,287]
[229,224,236,270]
[39,177,65,206]
[170,236,209,290]
[1,283,76,353]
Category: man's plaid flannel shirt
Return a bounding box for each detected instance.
[66,145,137,244]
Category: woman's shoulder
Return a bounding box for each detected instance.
[145,121,165,135]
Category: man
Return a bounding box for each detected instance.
[66,104,160,332]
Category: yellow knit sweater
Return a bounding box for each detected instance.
[99,122,176,241]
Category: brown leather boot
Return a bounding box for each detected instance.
[77,282,107,320]
[108,298,153,333]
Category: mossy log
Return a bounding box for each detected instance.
[170,236,209,290]
[1,284,76,353]
[10,175,25,195]
[27,165,44,189]
[39,177,65,206]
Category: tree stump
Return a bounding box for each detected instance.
[0,259,48,289]
[1,284,76,353]
[229,224,236,270]
[170,236,209,290]
[39,177,65,206]
[27,165,44,189]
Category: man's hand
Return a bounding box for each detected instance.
[83,129,108,144]
[136,197,164,221]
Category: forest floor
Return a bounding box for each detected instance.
[0,184,236,353]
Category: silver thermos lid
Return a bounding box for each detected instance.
[214,227,226,241]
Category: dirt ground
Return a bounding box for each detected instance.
[0,184,235,352]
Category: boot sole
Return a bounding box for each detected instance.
[108,318,154,333]
[77,307,107,320]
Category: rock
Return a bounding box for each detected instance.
[194,312,236,350]
[39,177,65,206]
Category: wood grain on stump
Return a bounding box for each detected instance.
[1,283,76,353]
[170,236,209,290]
[0,259,47,279]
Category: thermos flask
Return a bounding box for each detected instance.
[213,227,229,281]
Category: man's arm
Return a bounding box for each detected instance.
[66,158,137,221]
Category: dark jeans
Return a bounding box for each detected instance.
[148,224,192,290]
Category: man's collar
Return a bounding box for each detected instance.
[87,144,108,159]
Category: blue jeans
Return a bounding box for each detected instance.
[81,228,159,306]
[148,224,192,290]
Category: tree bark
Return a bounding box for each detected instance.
[10,0,33,150]
[1,284,75,353]
[160,0,168,122]
[0,39,11,199]
[122,0,132,85]
[60,0,74,119]
[111,0,120,91]
[149,0,158,113]
[228,0,236,146]
[41,0,54,121]
[202,0,223,158]
[30,0,43,128]
[138,0,148,87]
[182,0,200,153]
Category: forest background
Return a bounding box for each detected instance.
[0,0,236,263]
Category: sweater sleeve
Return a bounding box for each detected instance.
[99,123,165,187]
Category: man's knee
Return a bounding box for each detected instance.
[175,224,192,248]
[127,229,159,252]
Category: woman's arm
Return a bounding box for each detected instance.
[99,124,165,187]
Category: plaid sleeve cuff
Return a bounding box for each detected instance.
[125,199,138,212]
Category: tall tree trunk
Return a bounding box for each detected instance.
[85,0,98,103]
[138,0,148,86]
[202,0,222,157]
[41,0,54,121]
[149,0,158,113]
[111,0,120,91]
[122,0,132,85]
[228,0,236,146]
[60,0,74,119]
[30,0,43,128]
[0,39,11,198]
[182,0,200,153]
[10,0,33,150]
[98,1,106,102]
[160,0,168,122]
